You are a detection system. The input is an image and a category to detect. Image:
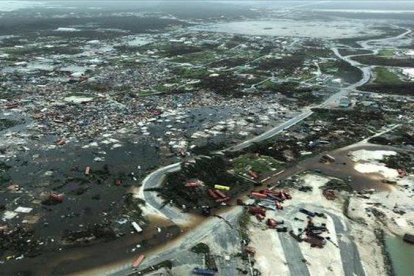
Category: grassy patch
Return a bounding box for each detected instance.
[238,211,251,242]
[353,55,414,67]
[173,67,209,79]
[3,46,82,56]
[233,153,283,175]
[361,66,414,94]
[373,67,403,85]
[378,49,395,58]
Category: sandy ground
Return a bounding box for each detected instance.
[347,177,414,237]
[350,149,396,162]
[248,225,289,276]
[354,163,399,179]
[345,149,413,274]
[296,214,343,276]
[350,149,399,179]
[250,170,392,276]
[289,174,345,276]
[350,221,388,276]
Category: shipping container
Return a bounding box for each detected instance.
[250,192,267,199]
[214,185,230,191]
[214,189,227,199]
[132,254,145,268]
[208,189,219,199]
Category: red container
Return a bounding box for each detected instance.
[250,192,267,199]
[214,189,227,199]
[132,254,145,268]
[208,189,219,199]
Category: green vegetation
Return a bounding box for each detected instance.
[198,72,242,97]
[160,154,253,210]
[320,59,362,84]
[138,90,161,97]
[238,211,251,242]
[233,153,282,175]
[3,46,82,56]
[361,66,414,95]
[190,242,210,254]
[373,67,403,85]
[338,48,372,56]
[174,67,209,79]
[152,83,173,93]
[320,178,352,192]
[320,60,339,74]
[171,50,218,64]
[378,49,395,57]
[383,152,414,173]
[260,80,299,93]
[353,55,414,67]
[259,80,321,106]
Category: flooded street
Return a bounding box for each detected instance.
[2,217,181,275]
[194,19,383,39]
[266,143,403,191]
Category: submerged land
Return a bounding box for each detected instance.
[0,1,414,275]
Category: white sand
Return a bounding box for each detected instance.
[354,163,399,179]
[350,150,398,179]
[249,228,289,276]
[350,150,396,162]
[298,214,344,276]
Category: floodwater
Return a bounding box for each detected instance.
[0,1,42,12]
[1,216,181,275]
[193,19,380,39]
[265,143,401,191]
[385,235,414,276]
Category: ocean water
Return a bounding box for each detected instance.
[385,235,414,276]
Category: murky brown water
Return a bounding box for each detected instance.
[264,143,401,191]
[2,143,399,275]
[1,216,181,275]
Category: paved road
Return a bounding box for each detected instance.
[110,208,242,276]
[228,109,314,152]
[277,229,311,276]
[326,211,366,276]
[279,206,365,276]
[138,163,191,225]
